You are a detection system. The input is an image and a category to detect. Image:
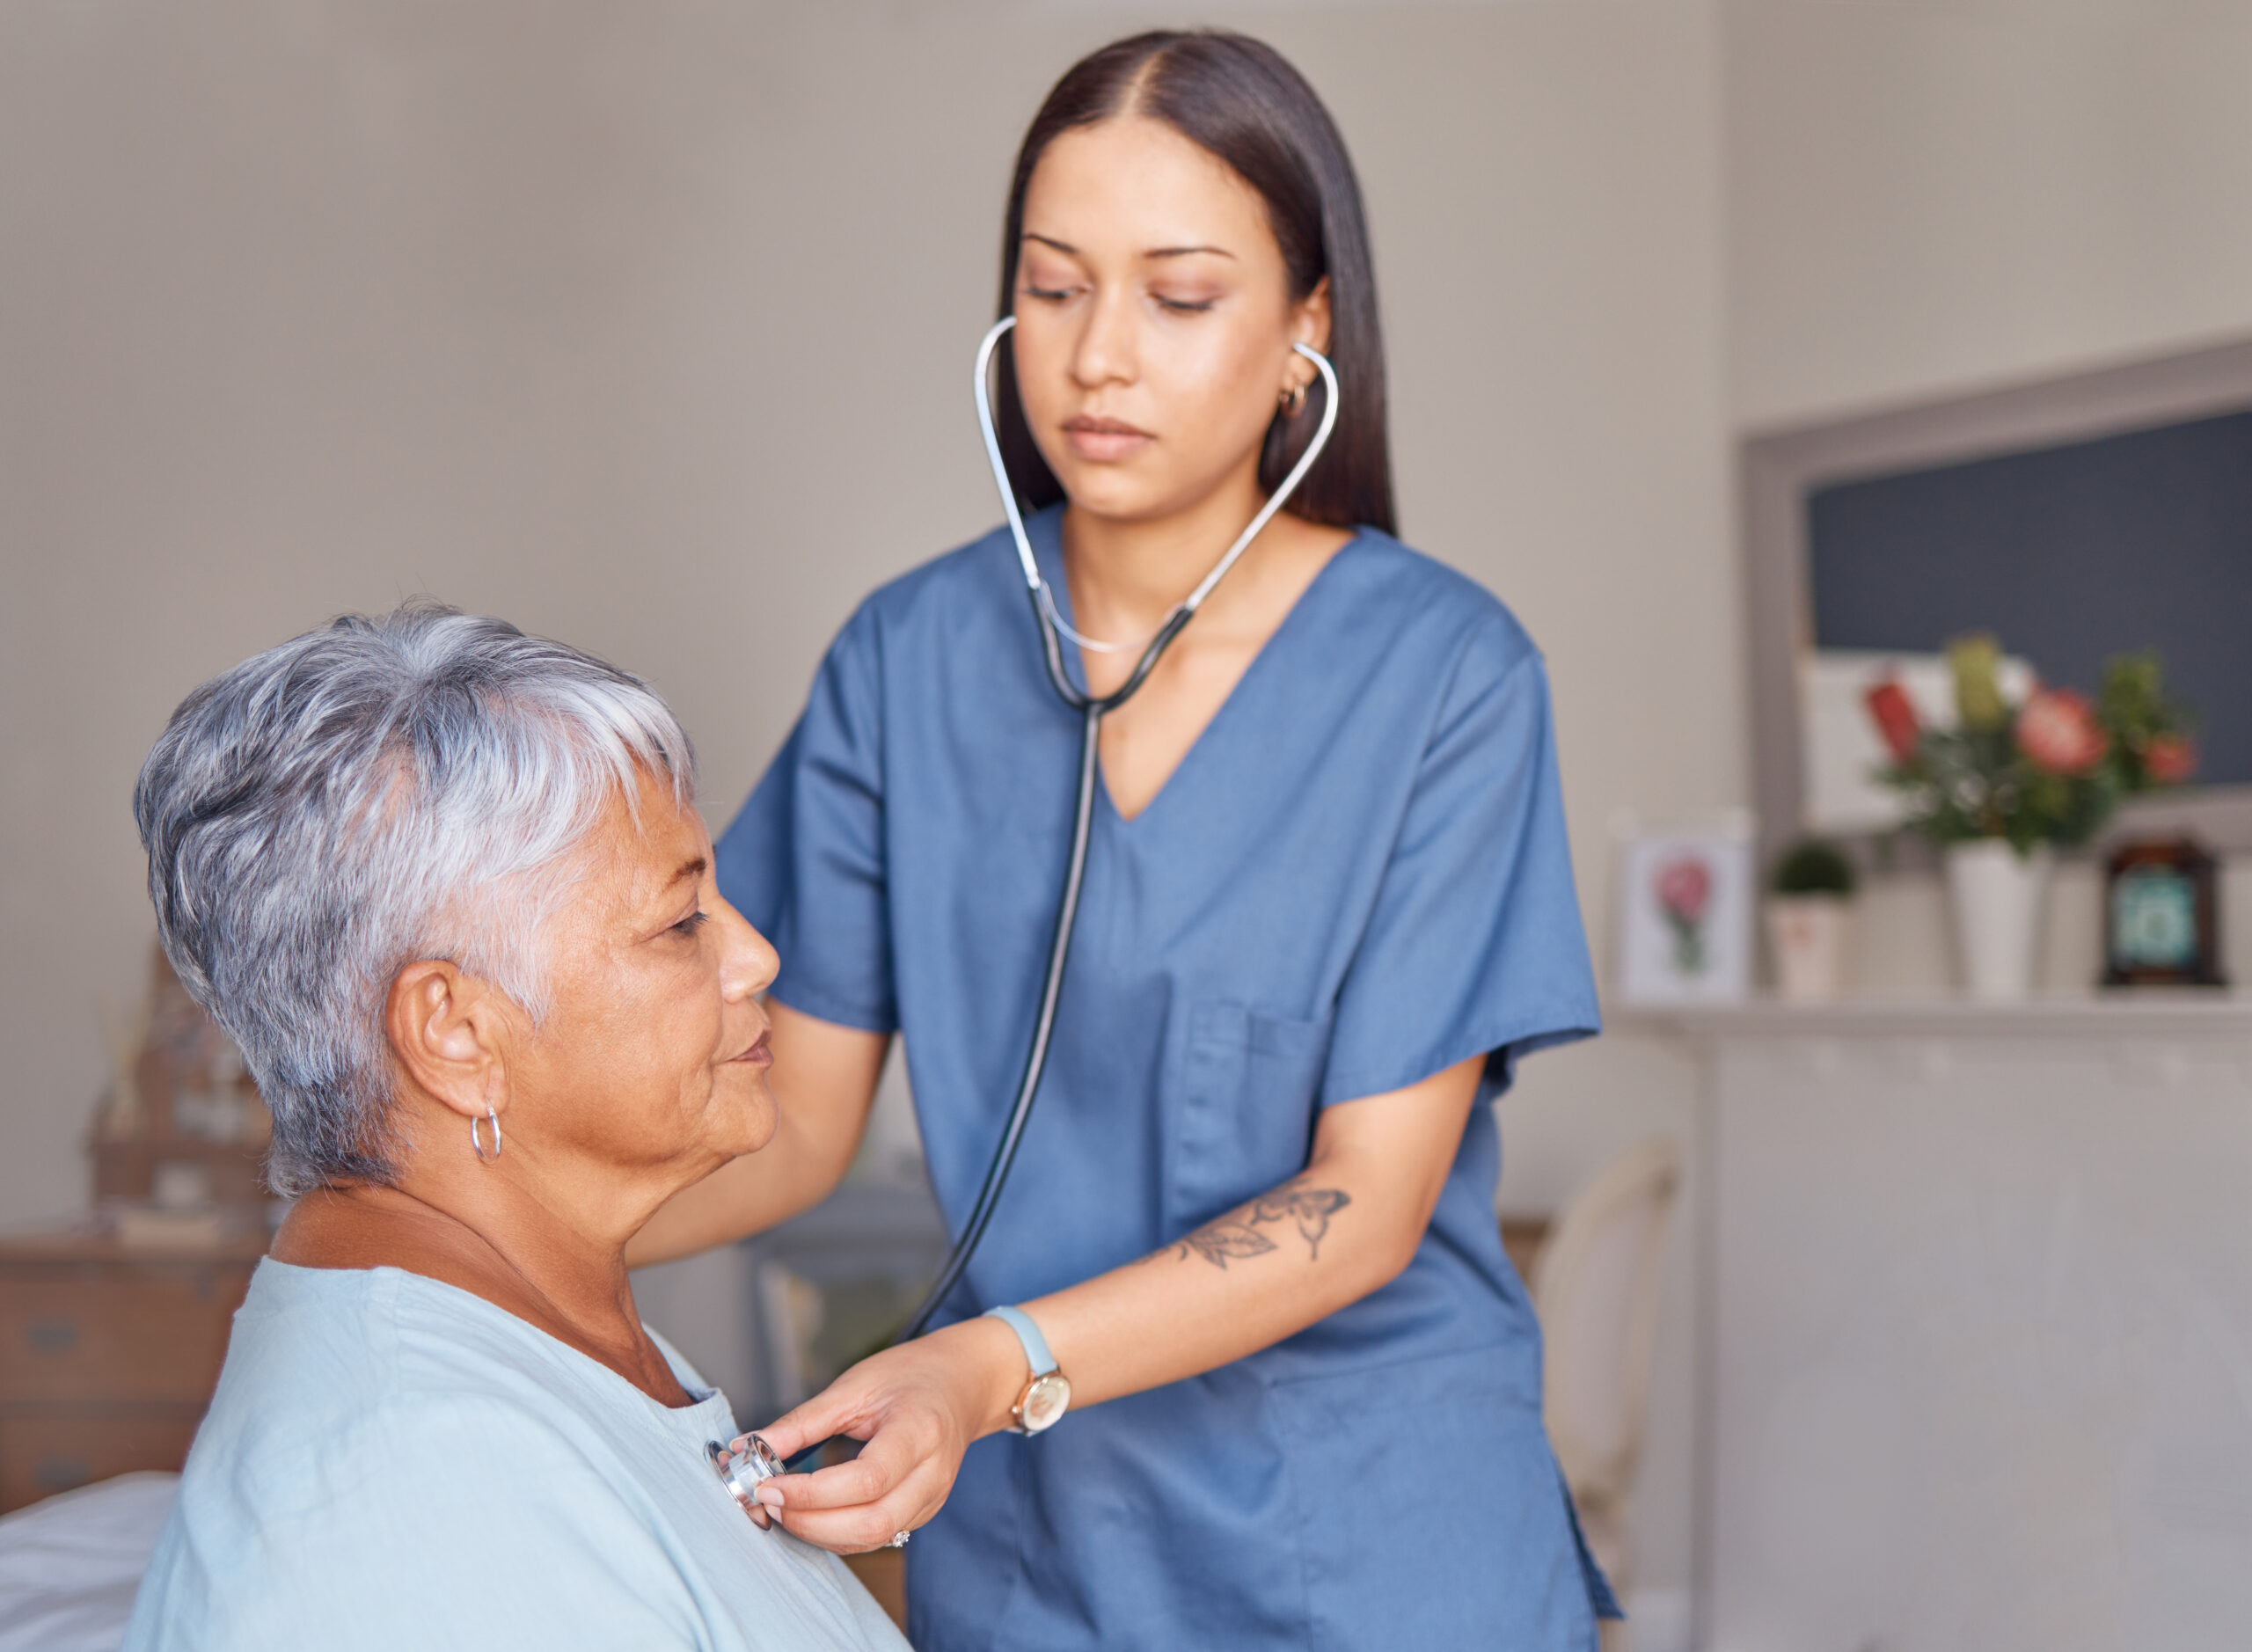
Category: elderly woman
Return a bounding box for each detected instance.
[121,605,905,1650]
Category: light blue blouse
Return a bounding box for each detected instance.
[122,1261,905,1651]
[720,508,1612,1648]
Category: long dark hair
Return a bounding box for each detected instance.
[993,30,1395,535]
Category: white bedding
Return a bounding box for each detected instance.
[0,1473,176,1652]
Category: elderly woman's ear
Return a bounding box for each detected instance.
[384,959,518,1143]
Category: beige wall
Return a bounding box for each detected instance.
[0,0,1732,1605]
[1726,0,2252,428]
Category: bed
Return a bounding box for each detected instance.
[0,1473,174,1651]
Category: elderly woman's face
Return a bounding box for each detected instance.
[508,767,779,1186]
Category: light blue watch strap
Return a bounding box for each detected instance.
[982,1305,1057,1377]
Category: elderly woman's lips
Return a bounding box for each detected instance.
[729,1031,772,1067]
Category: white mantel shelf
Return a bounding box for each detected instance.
[1618,990,2252,1042]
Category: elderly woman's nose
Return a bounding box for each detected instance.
[713,898,779,999]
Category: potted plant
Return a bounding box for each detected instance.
[1766,837,1858,1002]
[1864,638,2196,1001]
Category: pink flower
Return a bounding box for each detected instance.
[2146,733,2197,785]
[1655,857,1712,925]
[1863,679,1921,766]
[2016,688,2107,776]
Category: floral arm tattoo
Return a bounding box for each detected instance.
[1145,1178,1353,1268]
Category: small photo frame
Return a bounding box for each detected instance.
[1614,829,1755,1005]
[2102,837,2228,988]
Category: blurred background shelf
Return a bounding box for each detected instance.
[1626,989,2252,1042]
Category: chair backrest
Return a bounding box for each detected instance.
[1532,1136,1682,1510]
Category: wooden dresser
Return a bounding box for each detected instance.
[0,1229,267,1513]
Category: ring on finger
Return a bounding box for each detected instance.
[888,1529,910,1549]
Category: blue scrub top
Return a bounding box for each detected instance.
[718,508,1612,1650]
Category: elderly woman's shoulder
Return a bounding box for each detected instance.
[129,1263,697,1645]
[131,1261,905,1651]
[201,1262,598,1494]
[225,1259,654,1406]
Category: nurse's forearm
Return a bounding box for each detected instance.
[750,1054,1484,1553]
[1020,1053,1482,1411]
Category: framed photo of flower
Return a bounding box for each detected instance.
[1615,830,1754,1005]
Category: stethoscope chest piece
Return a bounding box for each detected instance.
[708,1432,784,1522]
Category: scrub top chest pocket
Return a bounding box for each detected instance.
[1165,1001,1334,1236]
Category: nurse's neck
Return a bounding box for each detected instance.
[1060,465,1280,641]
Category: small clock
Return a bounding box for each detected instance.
[2102,837,2227,988]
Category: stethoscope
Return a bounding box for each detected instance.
[897,315,1342,1339]
[709,316,1340,1522]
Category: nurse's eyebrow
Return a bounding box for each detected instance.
[665,856,706,888]
[1020,232,1234,261]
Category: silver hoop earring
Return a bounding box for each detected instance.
[471,1106,502,1164]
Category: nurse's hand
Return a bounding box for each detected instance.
[749,1313,1025,1553]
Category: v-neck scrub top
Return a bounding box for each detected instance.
[718,507,1611,1650]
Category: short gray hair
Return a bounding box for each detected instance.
[134,603,697,1196]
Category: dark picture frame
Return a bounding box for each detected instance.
[2102,837,2228,988]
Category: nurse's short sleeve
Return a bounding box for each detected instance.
[1319,618,1598,1107]
[716,604,896,1034]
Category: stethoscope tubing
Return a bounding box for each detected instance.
[897,698,1101,1339]
[896,317,1338,1341]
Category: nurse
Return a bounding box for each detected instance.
[632,27,1614,1648]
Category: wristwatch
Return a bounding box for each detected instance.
[983,1305,1071,1435]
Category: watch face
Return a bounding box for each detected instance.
[1019,1371,1071,1433]
[2113,866,2197,969]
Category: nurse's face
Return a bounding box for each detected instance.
[1011,116,1330,525]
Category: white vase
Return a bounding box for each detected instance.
[1765,895,1854,1002]
[1943,839,2053,1002]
